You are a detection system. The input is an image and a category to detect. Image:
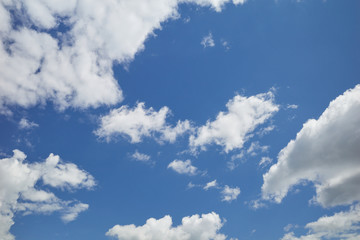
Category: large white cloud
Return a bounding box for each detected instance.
[189,91,279,152]
[0,150,95,240]
[282,204,360,240]
[106,212,228,240]
[0,0,244,114]
[262,85,360,207]
[95,102,193,143]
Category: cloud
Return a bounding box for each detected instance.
[201,32,215,48]
[95,102,192,144]
[18,118,39,129]
[0,150,95,240]
[286,104,298,109]
[190,91,279,153]
[204,180,218,190]
[262,85,360,207]
[106,212,228,240]
[259,157,272,167]
[0,0,245,114]
[246,141,269,156]
[281,204,360,240]
[168,159,198,176]
[131,150,151,162]
[221,185,240,202]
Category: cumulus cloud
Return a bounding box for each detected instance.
[262,85,360,207]
[168,159,198,176]
[0,0,245,114]
[190,91,279,153]
[18,118,39,129]
[0,150,95,240]
[131,150,151,162]
[281,204,360,240]
[221,185,240,202]
[106,212,228,240]
[201,32,215,48]
[95,102,192,144]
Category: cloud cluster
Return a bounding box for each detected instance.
[190,91,279,153]
[282,204,360,240]
[95,102,193,143]
[0,150,95,240]
[95,90,278,155]
[262,85,360,207]
[106,212,228,240]
[0,0,244,114]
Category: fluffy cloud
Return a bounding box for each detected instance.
[262,85,360,207]
[201,32,215,48]
[0,0,244,114]
[190,91,278,153]
[131,150,151,162]
[0,150,95,240]
[106,212,228,240]
[282,204,360,240]
[168,159,198,176]
[221,185,240,202]
[95,102,192,143]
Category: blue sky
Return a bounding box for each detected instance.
[0,0,359,240]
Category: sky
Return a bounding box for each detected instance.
[0,0,359,240]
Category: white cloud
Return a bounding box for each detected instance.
[204,180,218,190]
[95,102,192,144]
[106,212,228,240]
[18,118,39,129]
[201,32,215,48]
[168,159,198,176]
[131,150,151,162]
[281,204,360,240]
[0,0,245,114]
[0,150,95,240]
[190,91,278,153]
[221,185,240,202]
[61,203,89,223]
[262,85,360,207]
[286,104,298,109]
[259,157,272,167]
[221,40,230,50]
[246,141,269,156]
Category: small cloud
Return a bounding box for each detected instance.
[183,16,191,23]
[131,150,151,162]
[168,159,198,176]
[227,152,244,170]
[204,180,218,190]
[287,104,298,109]
[19,118,39,130]
[247,142,269,156]
[259,156,272,167]
[257,125,275,137]
[249,199,266,209]
[221,39,230,51]
[187,182,201,189]
[221,185,240,202]
[201,32,215,48]
[283,224,299,232]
